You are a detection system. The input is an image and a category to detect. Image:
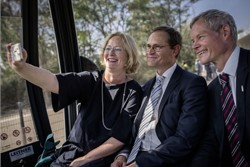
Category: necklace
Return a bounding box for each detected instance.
[101,77,127,130]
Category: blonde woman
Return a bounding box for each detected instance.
[6,32,143,167]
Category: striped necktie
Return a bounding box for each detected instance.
[219,73,248,167]
[127,76,165,164]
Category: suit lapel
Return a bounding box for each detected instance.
[158,65,182,118]
[134,78,155,133]
[134,65,183,132]
[236,48,250,142]
[211,78,225,144]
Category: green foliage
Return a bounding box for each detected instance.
[1,0,200,111]
[178,25,197,72]
[1,0,25,112]
[38,1,60,73]
[71,0,200,83]
[1,0,59,112]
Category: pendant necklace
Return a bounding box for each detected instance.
[101,76,127,130]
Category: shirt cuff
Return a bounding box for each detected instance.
[114,153,128,160]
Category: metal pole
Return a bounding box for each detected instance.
[18,102,27,145]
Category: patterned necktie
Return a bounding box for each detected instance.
[219,73,248,167]
[127,76,165,164]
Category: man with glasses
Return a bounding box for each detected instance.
[111,26,209,167]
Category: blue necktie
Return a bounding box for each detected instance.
[127,76,165,164]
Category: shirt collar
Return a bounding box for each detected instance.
[217,47,239,77]
[156,63,177,80]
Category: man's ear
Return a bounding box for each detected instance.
[221,24,231,39]
[173,44,181,58]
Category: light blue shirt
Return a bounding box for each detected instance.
[116,64,177,166]
[141,63,177,151]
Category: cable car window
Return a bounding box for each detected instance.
[1,0,66,155]
[37,0,66,146]
[1,0,39,153]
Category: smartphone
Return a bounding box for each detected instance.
[11,43,23,62]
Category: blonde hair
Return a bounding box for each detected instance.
[100,32,140,74]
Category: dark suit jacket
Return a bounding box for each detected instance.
[131,65,208,167]
[190,48,250,167]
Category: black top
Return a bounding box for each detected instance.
[51,70,143,154]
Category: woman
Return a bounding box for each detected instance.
[6,32,143,167]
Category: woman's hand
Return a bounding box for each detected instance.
[5,43,59,93]
[6,43,28,71]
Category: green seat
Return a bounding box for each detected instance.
[35,134,60,167]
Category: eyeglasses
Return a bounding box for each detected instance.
[104,46,124,54]
[145,44,169,52]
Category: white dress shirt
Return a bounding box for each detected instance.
[217,47,239,105]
